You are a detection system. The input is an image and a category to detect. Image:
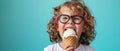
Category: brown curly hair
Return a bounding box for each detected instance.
[47,0,96,45]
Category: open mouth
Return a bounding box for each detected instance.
[64,28,76,34]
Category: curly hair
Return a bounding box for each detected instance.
[47,0,96,45]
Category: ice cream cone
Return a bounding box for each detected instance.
[63,36,77,48]
[62,29,77,48]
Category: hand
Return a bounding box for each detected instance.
[63,46,75,51]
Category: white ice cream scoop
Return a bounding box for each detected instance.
[63,29,77,39]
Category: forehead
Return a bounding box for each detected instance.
[59,6,83,16]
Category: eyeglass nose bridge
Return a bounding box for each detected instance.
[66,16,76,24]
[69,16,74,19]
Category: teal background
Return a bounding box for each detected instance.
[0,0,120,51]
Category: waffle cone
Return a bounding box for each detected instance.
[63,36,77,48]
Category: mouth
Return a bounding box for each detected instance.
[64,27,76,34]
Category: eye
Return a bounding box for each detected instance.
[60,15,69,22]
[73,17,82,23]
[73,17,81,20]
[60,16,69,20]
[61,16,68,19]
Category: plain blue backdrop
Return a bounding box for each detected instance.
[0,0,120,51]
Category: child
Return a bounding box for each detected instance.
[44,0,96,51]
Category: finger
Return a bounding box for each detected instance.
[64,45,75,49]
[63,46,75,51]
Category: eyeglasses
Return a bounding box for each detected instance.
[57,14,84,24]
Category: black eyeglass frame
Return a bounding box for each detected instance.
[58,14,84,24]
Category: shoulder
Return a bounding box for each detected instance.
[44,43,58,51]
[80,44,94,51]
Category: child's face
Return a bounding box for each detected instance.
[57,6,84,41]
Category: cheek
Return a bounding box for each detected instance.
[58,21,65,38]
[76,24,84,37]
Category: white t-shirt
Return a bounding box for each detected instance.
[44,43,94,51]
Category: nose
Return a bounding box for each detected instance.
[67,18,74,25]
